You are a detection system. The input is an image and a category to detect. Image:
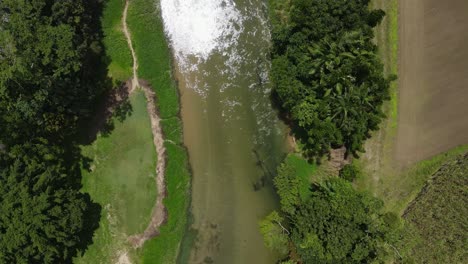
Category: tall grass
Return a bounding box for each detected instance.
[284,154,317,199]
[127,0,191,263]
[101,0,133,81]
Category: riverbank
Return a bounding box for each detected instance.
[126,0,191,262]
[75,0,191,262]
[123,0,171,249]
[261,1,412,262]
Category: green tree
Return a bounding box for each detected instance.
[0,143,99,263]
[274,162,301,214]
[339,164,360,182]
[290,178,401,264]
[262,167,404,264]
[259,211,290,257]
[0,0,108,144]
[0,0,107,261]
[270,0,394,157]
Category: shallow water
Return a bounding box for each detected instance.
[160,0,287,262]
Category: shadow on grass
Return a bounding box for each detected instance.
[77,81,134,146]
[65,0,135,260]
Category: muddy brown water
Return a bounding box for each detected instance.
[179,76,286,263]
[164,0,288,262]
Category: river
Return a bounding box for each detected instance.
[160,0,287,263]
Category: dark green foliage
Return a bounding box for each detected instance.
[263,169,404,263]
[270,0,394,157]
[274,161,301,214]
[0,0,109,144]
[403,153,468,263]
[290,179,401,263]
[0,142,100,264]
[339,164,360,182]
[0,0,107,262]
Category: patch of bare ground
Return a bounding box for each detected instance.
[326,146,350,175]
[116,251,132,264]
[396,0,468,168]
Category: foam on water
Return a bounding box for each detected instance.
[160,0,243,64]
[160,0,281,144]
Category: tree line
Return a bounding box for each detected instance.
[270,0,394,157]
[0,0,109,262]
[262,0,409,263]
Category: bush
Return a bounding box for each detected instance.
[339,164,360,182]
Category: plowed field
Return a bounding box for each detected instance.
[396,0,468,167]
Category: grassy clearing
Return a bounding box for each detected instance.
[76,0,160,262]
[283,154,317,199]
[127,0,179,119]
[127,0,191,263]
[101,0,133,81]
[75,91,157,263]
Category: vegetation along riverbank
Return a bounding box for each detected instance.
[1,0,467,263]
[261,0,406,263]
[262,0,468,263]
[126,0,192,263]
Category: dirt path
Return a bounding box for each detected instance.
[122,0,139,93]
[359,0,398,192]
[395,0,468,168]
[121,0,168,251]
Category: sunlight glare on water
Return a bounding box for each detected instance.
[160,0,244,63]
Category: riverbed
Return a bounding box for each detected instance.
[160,0,288,262]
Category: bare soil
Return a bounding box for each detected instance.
[396,0,468,168]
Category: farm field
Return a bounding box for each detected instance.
[403,153,468,263]
[357,0,468,213]
[396,0,468,167]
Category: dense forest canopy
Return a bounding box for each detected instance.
[0,142,94,263]
[270,0,394,157]
[0,0,106,262]
[0,0,106,144]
